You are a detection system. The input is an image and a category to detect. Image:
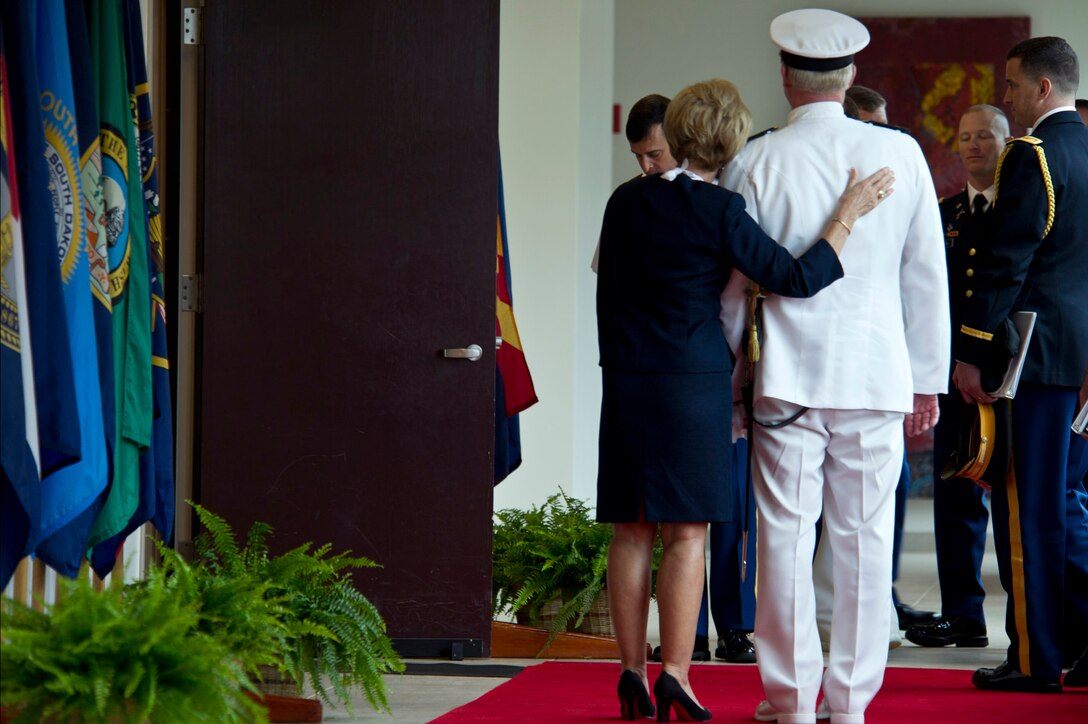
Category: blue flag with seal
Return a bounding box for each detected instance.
[35,0,118,574]
[32,0,109,576]
[1,35,44,589]
[2,0,81,481]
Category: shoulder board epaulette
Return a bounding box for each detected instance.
[865,120,912,135]
[995,136,1054,236]
[748,126,777,141]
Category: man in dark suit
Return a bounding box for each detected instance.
[952,36,1088,693]
[906,104,1009,650]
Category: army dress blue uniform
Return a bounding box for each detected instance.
[956,108,1088,685]
[931,189,997,634]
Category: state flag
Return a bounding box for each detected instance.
[32,0,109,577]
[122,0,173,542]
[0,36,44,588]
[34,0,118,572]
[494,153,536,484]
[90,0,172,573]
[2,0,81,483]
[85,0,151,554]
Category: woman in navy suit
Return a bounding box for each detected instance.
[596,79,894,721]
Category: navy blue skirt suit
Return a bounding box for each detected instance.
[595,173,844,524]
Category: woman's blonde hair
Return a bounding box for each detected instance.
[663,79,752,170]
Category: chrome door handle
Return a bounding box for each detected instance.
[443,344,483,362]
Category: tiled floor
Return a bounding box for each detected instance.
[325,498,1013,722]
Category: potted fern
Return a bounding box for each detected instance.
[189,503,405,715]
[492,490,614,640]
[0,566,269,723]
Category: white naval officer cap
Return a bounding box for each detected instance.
[770,9,870,71]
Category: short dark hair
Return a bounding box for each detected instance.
[843,95,861,119]
[1076,98,1088,110]
[625,94,670,143]
[845,85,886,113]
[1008,37,1080,96]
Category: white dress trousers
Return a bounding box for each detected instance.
[753,399,903,724]
[812,531,901,649]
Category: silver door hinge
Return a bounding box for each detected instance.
[180,274,204,313]
[183,7,203,46]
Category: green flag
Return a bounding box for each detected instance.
[86,0,151,551]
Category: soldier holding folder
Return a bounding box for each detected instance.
[952,36,1088,693]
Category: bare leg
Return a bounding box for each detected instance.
[658,522,708,701]
[609,521,657,688]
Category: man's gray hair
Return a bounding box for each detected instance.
[786,65,854,93]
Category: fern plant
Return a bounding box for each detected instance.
[492,490,614,641]
[148,538,292,682]
[190,502,405,715]
[0,571,267,723]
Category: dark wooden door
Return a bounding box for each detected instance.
[196,0,498,656]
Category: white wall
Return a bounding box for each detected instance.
[495,0,613,512]
[498,0,1088,514]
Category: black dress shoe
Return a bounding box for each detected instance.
[651,635,711,662]
[653,671,712,722]
[618,669,656,720]
[972,660,1062,693]
[715,629,756,663]
[1065,646,1088,687]
[895,603,939,630]
[904,615,988,648]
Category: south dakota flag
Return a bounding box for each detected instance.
[2,0,81,483]
[33,0,109,575]
[35,0,119,574]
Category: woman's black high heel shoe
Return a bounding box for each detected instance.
[653,671,712,722]
[617,669,656,720]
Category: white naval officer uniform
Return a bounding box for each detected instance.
[721,102,949,723]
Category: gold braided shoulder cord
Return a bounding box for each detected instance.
[746,284,764,364]
[1033,145,1056,238]
[994,139,1055,238]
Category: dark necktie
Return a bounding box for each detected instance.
[973,194,988,216]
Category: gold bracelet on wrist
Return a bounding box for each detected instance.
[830,217,852,234]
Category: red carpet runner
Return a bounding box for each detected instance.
[433,662,1086,723]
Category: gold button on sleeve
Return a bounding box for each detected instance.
[969,248,977,256]
[966,269,974,277]
[965,290,974,298]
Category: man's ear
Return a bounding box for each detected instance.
[1039,76,1053,100]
